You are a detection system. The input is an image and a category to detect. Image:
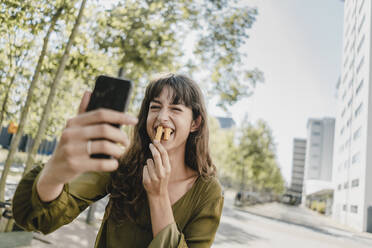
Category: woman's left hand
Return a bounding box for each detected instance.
[143,140,171,198]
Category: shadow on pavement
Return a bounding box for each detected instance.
[31,218,99,248]
[214,222,261,245]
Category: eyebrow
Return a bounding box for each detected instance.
[151,99,162,104]
[150,99,184,106]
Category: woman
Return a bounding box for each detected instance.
[13,73,224,247]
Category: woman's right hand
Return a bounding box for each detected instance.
[36,91,138,202]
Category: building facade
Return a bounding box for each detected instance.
[302,118,335,207]
[290,138,307,194]
[304,118,335,181]
[332,0,372,232]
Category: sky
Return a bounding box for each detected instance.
[210,0,345,184]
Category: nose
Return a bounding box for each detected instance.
[157,108,170,122]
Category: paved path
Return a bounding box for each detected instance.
[19,190,372,247]
[213,190,372,248]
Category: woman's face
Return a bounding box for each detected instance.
[146,87,196,152]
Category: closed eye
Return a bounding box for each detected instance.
[172,107,182,112]
[150,105,160,109]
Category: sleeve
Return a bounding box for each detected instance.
[148,195,224,248]
[12,165,110,234]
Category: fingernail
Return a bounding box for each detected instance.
[153,140,159,144]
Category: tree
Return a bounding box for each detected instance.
[236,120,284,194]
[24,0,88,174]
[0,1,65,202]
[209,116,237,186]
[93,0,263,110]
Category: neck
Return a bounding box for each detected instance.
[167,145,193,182]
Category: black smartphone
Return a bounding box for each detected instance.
[86,75,132,159]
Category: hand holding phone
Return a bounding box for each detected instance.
[36,77,135,202]
[86,75,133,158]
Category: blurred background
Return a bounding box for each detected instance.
[1,0,372,247]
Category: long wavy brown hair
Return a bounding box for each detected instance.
[109,73,216,223]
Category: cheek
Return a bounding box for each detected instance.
[146,114,154,133]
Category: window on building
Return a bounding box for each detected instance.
[352,179,359,188]
[358,14,366,34]
[350,205,358,213]
[356,56,365,74]
[347,97,353,108]
[355,103,363,118]
[340,126,345,135]
[313,121,321,126]
[357,34,365,54]
[359,0,365,14]
[352,152,360,164]
[353,127,362,141]
[344,182,349,189]
[341,107,346,118]
[312,132,321,136]
[343,72,349,86]
[345,138,351,148]
[356,79,364,96]
[343,204,347,211]
[338,184,342,190]
[348,77,353,89]
[312,143,319,147]
[346,117,352,128]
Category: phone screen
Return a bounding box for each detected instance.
[86,75,132,114]
[86,75,132,158]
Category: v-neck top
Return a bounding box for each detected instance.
[12,165,224,248]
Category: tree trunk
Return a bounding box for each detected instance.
[25,0,87,174]
[0,74,17,129]
[0,7,63,202]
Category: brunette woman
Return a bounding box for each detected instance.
[13,73,224,247]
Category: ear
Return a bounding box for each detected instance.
[191,115,202,132]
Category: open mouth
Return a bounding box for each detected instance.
[153,126,174,140]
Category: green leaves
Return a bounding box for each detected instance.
[210,117,284,195]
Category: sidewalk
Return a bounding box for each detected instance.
[29,212,100,247]
[237,201,372,241]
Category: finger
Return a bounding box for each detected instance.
[89,140,125,159]
[78,91,92,114]
[70,109,138,127]
[87,158,119,172]
[146,159,158,181]
[149,143,163,171]
[82,124,129,147]
[143,165,150,184]
[153,140,171,173]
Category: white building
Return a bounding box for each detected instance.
[304,118,335,181]
[290,138,307,195]
[332,0,372,232]
[302,118,335,203]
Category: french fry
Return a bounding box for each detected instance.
[155,126,163,142]
[164,128,172,140]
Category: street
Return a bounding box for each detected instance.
[213,191,372,248]
[26,189,372,247]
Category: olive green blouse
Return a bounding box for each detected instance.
[12,165,224,247]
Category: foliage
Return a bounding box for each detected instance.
[210,117,284,195]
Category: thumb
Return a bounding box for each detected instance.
[78,91,92,114]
